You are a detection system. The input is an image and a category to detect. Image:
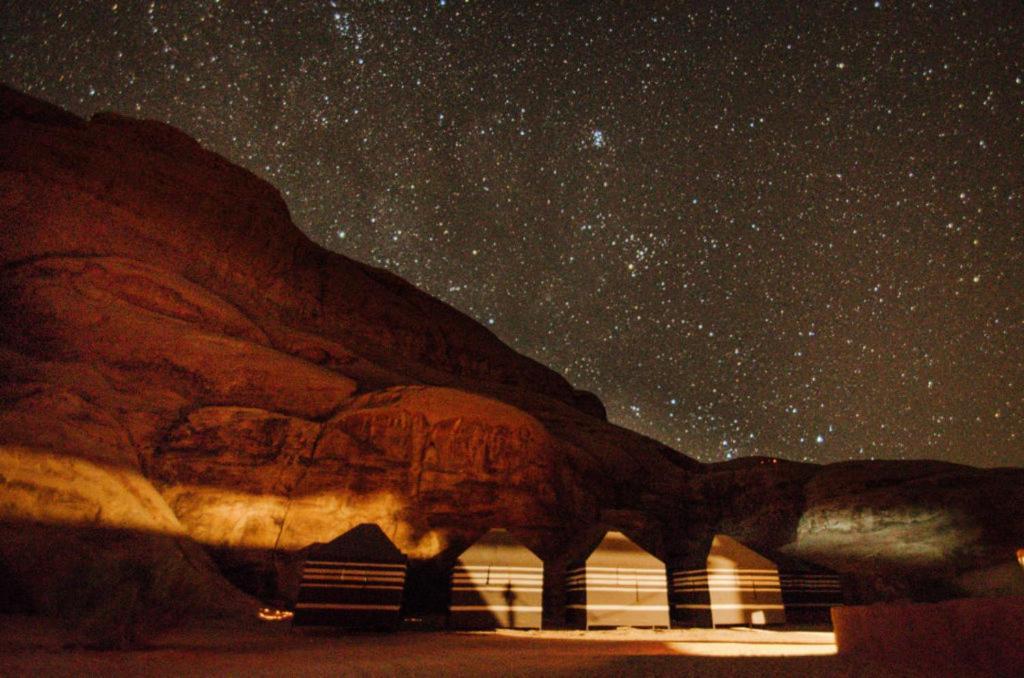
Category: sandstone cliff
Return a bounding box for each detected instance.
[1,86,1021,620]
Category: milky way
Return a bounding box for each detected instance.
[3,1,1022,465]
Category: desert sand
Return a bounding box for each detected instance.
[0,616,937,677]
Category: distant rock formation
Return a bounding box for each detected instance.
[1,85,1021,620]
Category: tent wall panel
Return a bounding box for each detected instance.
[671,535,785,627]
[566,531,670,629]
[449,529,543,629]
[293,524,408,630]
[449,564,544,629]
[779,571,844,623]
[670,569,712,627]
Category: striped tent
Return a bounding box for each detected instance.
[293,523,407,629]
[776,555,844,624]
[449,528,544,629]
[672,534,785,627]
[566,530,670,629]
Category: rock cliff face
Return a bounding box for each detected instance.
[1,86,1021,618]
[673,458,1024,602]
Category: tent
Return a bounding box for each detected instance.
[566,530,670,628]
[672,534,785,627]
[448,528,544,629]
[775,554,844,624]
[293,523,407,629]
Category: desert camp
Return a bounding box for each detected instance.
[2,2,1022,671]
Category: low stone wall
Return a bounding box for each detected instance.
[832,597,1024,676]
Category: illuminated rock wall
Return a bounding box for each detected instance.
[2,86,1022,616]
[0,86,694,603]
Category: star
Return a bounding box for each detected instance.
[2,0,1018,466]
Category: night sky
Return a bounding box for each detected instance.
[2,1,1021,466]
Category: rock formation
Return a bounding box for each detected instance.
[1,86,1021,622]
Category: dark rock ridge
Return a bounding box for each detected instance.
[1,86,1021,620]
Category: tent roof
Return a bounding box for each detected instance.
[307,523,406,563]
[457,528,542,567]
[707,534,777,571]
[583,530,664,569]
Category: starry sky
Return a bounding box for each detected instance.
[2,1,1022,466]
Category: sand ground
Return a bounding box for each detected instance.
[0,615,934,677]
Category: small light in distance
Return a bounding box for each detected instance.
[258,607,294,622]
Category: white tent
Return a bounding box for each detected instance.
[566,531,670,629]
[449,528,544,629]
[672,534,785,627]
